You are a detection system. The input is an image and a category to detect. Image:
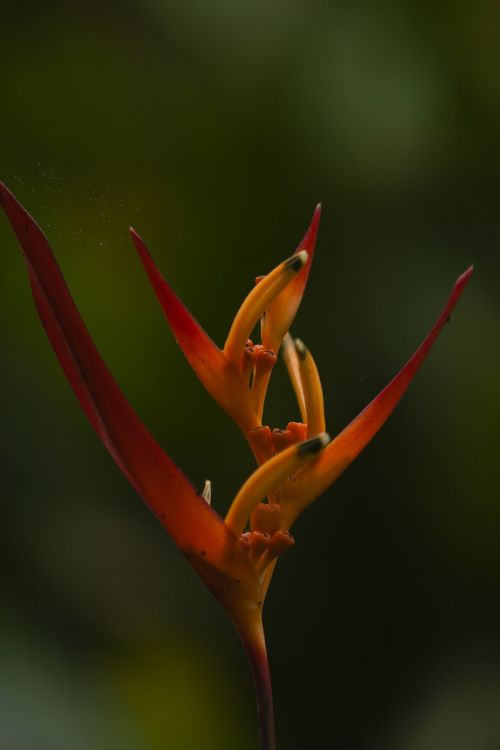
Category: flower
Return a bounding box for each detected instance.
[0,181,473,750]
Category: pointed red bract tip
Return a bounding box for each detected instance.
[262,205,322,351]
[452,264,474,296]
[328,264,474,462]
[294,202,321,272]
[297,203,321,285]
[130,226,222,362]
[286,265,474,514]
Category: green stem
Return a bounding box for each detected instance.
[239,615,276,750]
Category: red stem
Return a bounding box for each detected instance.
[239,617,276,750]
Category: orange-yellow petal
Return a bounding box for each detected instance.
[225,433,330,535]
[282,333,307,422]
[294,338,326,437]
[224,250,308,365]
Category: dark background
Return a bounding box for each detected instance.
[1,2,499,748]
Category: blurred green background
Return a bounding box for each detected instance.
[1,1,499,748]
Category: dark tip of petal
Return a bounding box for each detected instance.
[297,432,330,456]
[284,250,308,272]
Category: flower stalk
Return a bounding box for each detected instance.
[240,617,276,750]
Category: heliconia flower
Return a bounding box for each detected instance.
[0,180,472,750]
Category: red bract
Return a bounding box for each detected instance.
[0,181,473,750]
